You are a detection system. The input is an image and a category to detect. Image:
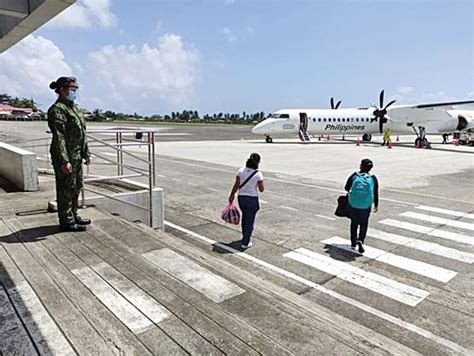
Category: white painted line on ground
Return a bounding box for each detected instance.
[416,205,474,220]
[368,228,474,264]
[188,182,198,187]
[259,200,268,204]
[0,285,37,355]
[206,188,220,192]
[142,248,245,303]
[164,221,469,354]
[315,214,337,221]
[284,248,429,306]
[380,219,474,246]
[400,212,474,231]
[280,205,298,211]
[321,237,457,283]
[157,174,166,178]
[72,266,153,334]
[8,281,75,355]
[101,152,117,157]
[92,262,170,324]
[171,178,181,182]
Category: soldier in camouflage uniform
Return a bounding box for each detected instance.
[48,76,91,231]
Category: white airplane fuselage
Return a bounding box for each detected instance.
[251,108,464,137]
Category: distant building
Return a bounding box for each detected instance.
[0,104,38,120]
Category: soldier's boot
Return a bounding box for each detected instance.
[75,216,91,225]
[60,222,87,232]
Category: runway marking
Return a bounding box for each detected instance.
[259,199,268,204]
[415,205,474,220]
[188,182,198,187]
[72,266,154,334]
[164,221,469,354]
[206,188,220,192]
[100,152,117,157]
[142,248,245,303]
[284,248,429,306]
[400,212,474,231]
[157,174,166,178]
[280,206,298,211]
[92,262,170,324]
[171,178,181,182]
[379,219,474,246]
[7,281,75,355]
[367,228,474,264]
[321,237,457,283]
[315,214,337,221]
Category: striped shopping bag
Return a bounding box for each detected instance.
[221,202,240,225]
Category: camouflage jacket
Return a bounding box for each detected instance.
[47,99,90,164]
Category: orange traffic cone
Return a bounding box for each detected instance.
[416,140,421,149]
[396,135,399,142]
[388,140,393,149]
[356,138,360,146]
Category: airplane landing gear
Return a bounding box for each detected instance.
[362,134,372,142]
[413,127,431,148]
[265,135,273,143]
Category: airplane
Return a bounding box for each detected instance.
[251,90,474,147]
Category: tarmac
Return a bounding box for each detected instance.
[0,121,473,355]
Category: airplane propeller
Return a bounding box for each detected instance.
[370,90,396,133]
[330,97,342,110]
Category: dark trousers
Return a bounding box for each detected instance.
[349,205,371,246]
[238,195,259,245]
[53,160,83,225]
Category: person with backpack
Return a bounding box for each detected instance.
[344,159,379,253]
[228,153,265,249]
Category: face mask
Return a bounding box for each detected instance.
[67,90,77,102]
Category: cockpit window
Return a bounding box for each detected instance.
[270,113,290,119]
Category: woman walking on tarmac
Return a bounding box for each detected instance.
[228,153,265,249]
[344,158,379,253]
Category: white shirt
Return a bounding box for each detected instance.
[237,167,264,197]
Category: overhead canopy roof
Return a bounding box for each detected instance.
[0,0,74,53]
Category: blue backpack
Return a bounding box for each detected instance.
[349,173,374,209]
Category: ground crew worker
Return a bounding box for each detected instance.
[48,76,91,231]
[381,128,392,146]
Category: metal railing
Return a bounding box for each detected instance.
[82,127,158,227]
[13,127,159,227]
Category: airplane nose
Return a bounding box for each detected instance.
[252,121,272,134]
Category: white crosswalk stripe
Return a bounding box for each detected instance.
[368,228,474,264]
[283,248,429,306]
[379,219,474,246]
[415,205,474,220]
[400,212,474,231]
[321,237,457,282]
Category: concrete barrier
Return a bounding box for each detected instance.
[0,142,38,191]
[85,188,164,230]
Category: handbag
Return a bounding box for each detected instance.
[221,202,240,225]
[335,195,350,218]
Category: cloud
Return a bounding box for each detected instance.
[87,33,199,112]
[223,27,236,43]
[0,35,72,108]
[47,0,117,29]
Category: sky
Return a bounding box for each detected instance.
[0,0,473,115]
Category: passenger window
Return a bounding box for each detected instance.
[337,118,340,122]
[318,118,321,122]
[323,118,326,122]
[356,118,359,122]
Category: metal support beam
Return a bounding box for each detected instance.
[0,1,30,19]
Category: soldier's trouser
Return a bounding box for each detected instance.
[53,160,83,225]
